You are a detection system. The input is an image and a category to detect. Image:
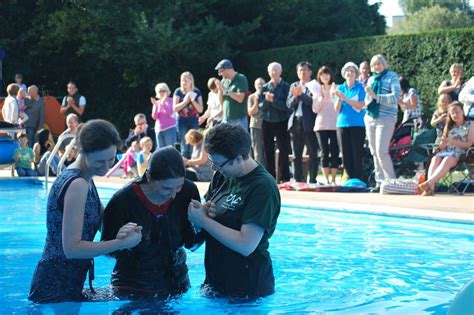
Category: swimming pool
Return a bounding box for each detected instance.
[1,178,473,314]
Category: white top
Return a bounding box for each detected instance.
[1,96,19,124]
[207,91,222,121]
[459,76,474,117]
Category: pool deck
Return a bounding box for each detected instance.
[3,168,473,222]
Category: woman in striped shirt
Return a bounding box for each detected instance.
[364,54,401,191]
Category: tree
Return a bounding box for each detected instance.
[399,0,471,14]
[390,5,473,34]
[0,0,386,135]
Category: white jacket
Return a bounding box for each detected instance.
[2,96,19,124]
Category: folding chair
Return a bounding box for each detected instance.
[449,147,474,195]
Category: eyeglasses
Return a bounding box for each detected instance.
[208,155,233,170]
[136,121,146,126]
[158,90,167,93]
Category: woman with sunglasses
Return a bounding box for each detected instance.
[101,146,203,297]
[188,123,280,298]
[151,82,177,149]
[29,120,142,303]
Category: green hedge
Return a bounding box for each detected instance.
[236,28,474,118]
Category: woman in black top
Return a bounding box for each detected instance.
[101,146,203,297]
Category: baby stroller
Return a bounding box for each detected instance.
[389,118,436,178]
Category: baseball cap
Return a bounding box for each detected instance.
[215,59,233,71]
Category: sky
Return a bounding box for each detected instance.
[369,0,474,27]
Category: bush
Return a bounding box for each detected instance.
[237,28,474,119]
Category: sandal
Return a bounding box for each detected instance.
[419,182,434,196]
[421,189,433,196]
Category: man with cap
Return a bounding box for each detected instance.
[214,59,249,129]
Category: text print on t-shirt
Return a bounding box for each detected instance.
[221,193,241,211]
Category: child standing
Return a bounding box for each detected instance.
[199,77,223,128]
[247,77,266,166]
[123,140,141,177]
[14,134,38,177]
[16,88,29,127]
[431,94,452,143]
[136,137,153,177]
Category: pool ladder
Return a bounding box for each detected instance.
[44,133,76,184]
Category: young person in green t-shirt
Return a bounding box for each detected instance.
[14,133,38,177]
[188,123,280,298]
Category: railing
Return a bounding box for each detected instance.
[45,133,76,184]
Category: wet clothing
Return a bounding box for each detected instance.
[203,164,280,297]
[101,179,202,295]
[29,168,101,303]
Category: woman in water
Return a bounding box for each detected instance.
[101,146,203,297]
[188,123,280,298]
[29,119,142,303]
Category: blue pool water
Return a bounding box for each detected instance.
[0,178,473,314]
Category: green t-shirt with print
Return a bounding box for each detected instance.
[221,72,249,121]
[14,147,35,169]
[206,163,280,254]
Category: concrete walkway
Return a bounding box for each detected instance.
[2,167,473,221]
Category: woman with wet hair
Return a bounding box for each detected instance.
[188,123,280,298]
[101,146,202,297]
[29,119,142,303]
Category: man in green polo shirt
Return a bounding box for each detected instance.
[214,59,249,129]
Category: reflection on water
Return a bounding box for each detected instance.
[1,180,473,314]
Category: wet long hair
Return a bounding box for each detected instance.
[77,119,121,153]
[443,101,466,139]
[145,146,185,182]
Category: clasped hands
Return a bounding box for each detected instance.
[187,200,218,229]
[291,85,303,97]
[115,222,143,249]
[263,91,274,102]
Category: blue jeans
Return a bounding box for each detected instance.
[156,127,177,149]
[25,127,37,148]
[224,116,248,130]
[178,117,199,159]
[16,167,39,177]
[38,151,60,176]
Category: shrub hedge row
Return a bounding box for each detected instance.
[236,28,473,118]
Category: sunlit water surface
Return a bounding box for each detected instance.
[0,179,473,314]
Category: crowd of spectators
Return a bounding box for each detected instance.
[2,58,473,194]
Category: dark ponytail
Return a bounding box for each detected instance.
[147,146,185,181]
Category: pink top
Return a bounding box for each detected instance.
[151,97,176,131]
[312,87,337,131]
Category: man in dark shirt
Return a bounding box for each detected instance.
[286,61,319,183]
[60,81,86,121]
[25,85,45,148]
[259,62,291,182]
[124,113,157,152]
